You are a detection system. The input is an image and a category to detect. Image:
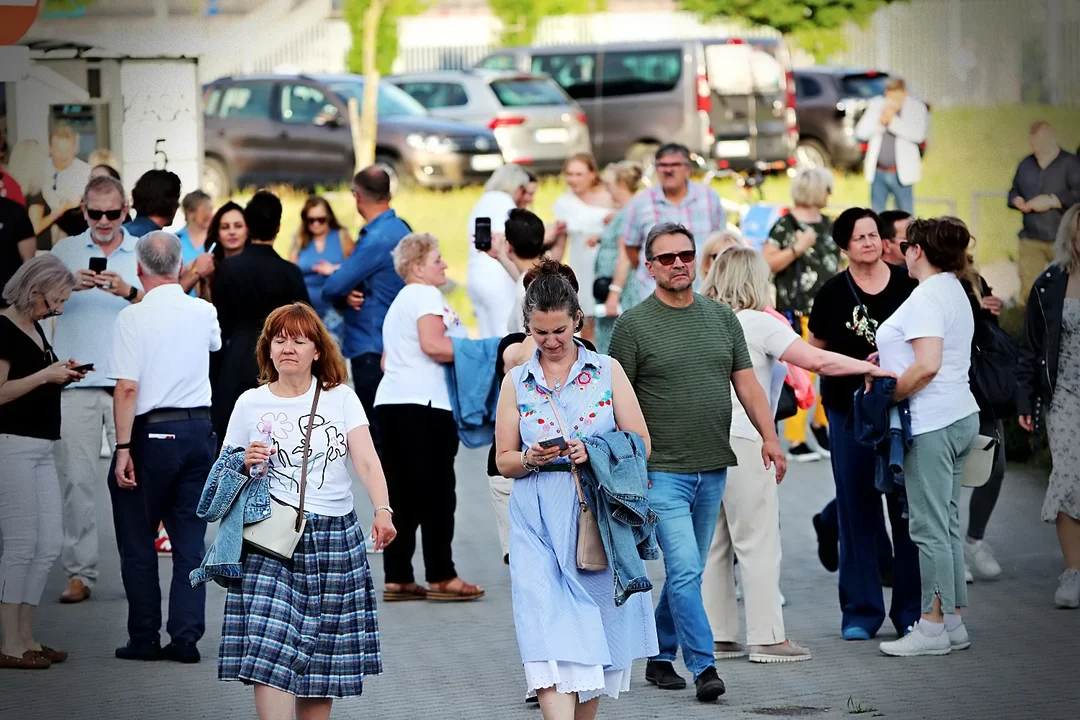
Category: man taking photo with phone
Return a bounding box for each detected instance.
[49,174,143,604]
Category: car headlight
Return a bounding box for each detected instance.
[405,133,456,153]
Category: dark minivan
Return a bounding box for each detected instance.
[792,67,893,170]
[201,73,503,197]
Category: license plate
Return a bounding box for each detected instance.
[715,140,751,157]
[535,128,570,144]
[470,154,504,172]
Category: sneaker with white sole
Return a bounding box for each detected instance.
[947,623,970,650]
[1055,569,1080,609]
[811,426,832,459]
[964,539,1001,580]
[779,590,787,607]
[879,624,951,657]
[787,443,821,463]
[965,566,974,584]
[713,642,747,659]
[749,640,811,664]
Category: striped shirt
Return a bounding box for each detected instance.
[608,293,752,473]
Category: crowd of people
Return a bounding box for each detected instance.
[0,127,1078,720]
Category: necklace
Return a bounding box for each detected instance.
[540,359,572,393]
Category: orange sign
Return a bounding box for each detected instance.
[0,1,42,46]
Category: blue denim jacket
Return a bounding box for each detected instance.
[444,336,502,449]
[852,377,914,515]
[579,430,660,607]
[189,445,273,588]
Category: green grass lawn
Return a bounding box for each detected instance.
[240,104,1079,327]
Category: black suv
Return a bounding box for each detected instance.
[793,67,892,170]
[202,74,504,197]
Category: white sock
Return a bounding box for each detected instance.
[918,618,945,636]
[943,614,964,632]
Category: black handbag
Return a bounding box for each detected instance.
[775,382,798,421]
[969,319,1020,418]
[593,276,612,304]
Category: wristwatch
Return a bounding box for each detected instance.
[125,285,138,301]
[374,505,394,517]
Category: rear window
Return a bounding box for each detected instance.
[600,49,682,97]
[489,78,568,107]
[477,54,519,71]
[841,74,888,99]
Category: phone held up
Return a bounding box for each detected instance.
[538,435,568,451]
[88,257,107,274]
[474,216,492,252]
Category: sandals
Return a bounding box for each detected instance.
[427,578,485,602]
[383,583,428,602]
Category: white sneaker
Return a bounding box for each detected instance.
[1055,569,1080,609]
[779,590,787,607]
[879,623,951,657]
[964,539,1002,580]
[947,622,970,650]
[965,566,974,584]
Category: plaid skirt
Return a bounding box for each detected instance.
[218,512,382,698]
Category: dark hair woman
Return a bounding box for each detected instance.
[289,196,354,347]
[199,201,248,302]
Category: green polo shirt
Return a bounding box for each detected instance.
[608,293,752,473]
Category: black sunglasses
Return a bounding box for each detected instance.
[899,241,916,255]
[86,208,125,221]
[305,216,329,225]
[649,250,696,266]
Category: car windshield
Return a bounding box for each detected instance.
[841,74,888,99]
[489,78,568,107]
[326,81,429,118]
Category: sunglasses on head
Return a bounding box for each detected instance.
[86,208,125,221]
[650,250,696,266]
[305,216,329,225]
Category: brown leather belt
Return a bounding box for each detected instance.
[877,165,898,172]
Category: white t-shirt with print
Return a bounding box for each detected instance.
[375,283,468,410]
[875,272,980,436]
[223,379,368,516]
[730,309,800,441]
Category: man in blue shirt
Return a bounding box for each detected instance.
[323,167,408,454]
[123,169,181,238]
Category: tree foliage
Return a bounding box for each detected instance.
[489,0,606,47]
[345,0,426,76]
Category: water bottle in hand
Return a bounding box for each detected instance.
[249,422,273,479]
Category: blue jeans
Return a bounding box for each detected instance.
[647,469,727,678]
[870,170,915,214]
[827,409,921,637]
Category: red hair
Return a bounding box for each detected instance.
[256,303,348,389]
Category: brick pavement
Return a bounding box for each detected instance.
[3,445,1078,719]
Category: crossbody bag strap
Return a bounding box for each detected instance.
[542,391,588,507]
[296,384,322,531]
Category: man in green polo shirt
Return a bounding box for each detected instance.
[609,221,785,703]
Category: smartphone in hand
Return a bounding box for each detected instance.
[89,257,107,273]
[71,363,95,373]
[538,435,568,451]
[474,217,492,252]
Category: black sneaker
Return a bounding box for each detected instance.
[695,666,726,702]
[787,443,822,463]
[812,426,831,458]
[161,641,201,664]
[115,641,162,661]
[812,513,839,573]
[645,660,686,690]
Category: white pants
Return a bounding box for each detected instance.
[488,474,512,559]
[54,388,114,588]
[0,435,63,606]
[702,435,786,646]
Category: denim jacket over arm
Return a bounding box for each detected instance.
[579,430,660,607]
[852,377,913,514]
[189,445,273,588]
[444,336,503,449]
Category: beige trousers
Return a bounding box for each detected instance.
[702,435,786,646]
[488,473,512,559]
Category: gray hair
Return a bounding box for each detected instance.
[83,174,126,205]
[2,254,76,314]
[1054,204,1080,273]
[790,167,834,208]
[644,222,696,261]
[700,246,772,312]
[391,232,439,281]
[136,231,183,278]
[483,164,532,195]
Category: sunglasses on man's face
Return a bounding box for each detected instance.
[650,250,696,266]
[305,216,329,226]
[86,208,125,221]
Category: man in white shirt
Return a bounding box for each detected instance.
[51,174,144,604]
[109,231,222,663]
[43,123,91,238]
[854,77,928,215]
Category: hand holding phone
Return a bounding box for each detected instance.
[538,435,568,451]
[70,363,95,373]
[474,217,492,252]
[89,257,107,274]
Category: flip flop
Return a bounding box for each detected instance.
[427,579,485,602]
[383,584,428,602]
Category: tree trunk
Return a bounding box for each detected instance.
[354,0,387,173]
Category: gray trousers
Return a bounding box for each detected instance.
[0,435,63,605]
[55,388,115,588]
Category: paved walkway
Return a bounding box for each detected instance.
[3,445,1077,719]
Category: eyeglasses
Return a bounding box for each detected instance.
[305,216,329,226]
[86,208,124,221]
[899,241,916,255]
[655,162,688,171]
[649,250,697,266]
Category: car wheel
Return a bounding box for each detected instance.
[795,139,831,169]
[374,155,408,194]
[202,157,231,201]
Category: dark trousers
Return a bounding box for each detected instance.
[826,409,921,637]
[967,415,1006,540]
[376,403,459,585]
[108,415,215,647]
[819,498,894,570]
[351,353,384,456]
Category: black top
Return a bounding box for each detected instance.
[0,198,35,293]
[0,316,61,440]
[1008,150,1080,242]
[808,263,917,414]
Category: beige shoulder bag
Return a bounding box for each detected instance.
[243,385,322,560]
[543,391,607,572]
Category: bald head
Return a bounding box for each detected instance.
[353,166,392,203]
[136,231,183,279]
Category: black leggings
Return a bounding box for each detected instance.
[376,403,460,585]
[967,416,1006,541]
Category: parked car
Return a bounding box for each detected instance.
[201,73,504,197]
[386,70,591,173]
[474,38,796,172]
[793,67,892,170]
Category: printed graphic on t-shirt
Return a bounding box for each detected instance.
[257,410,347,492]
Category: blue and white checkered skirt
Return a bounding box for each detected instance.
[218,511,383,698]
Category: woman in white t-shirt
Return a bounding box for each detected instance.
[876,218,980,658]
[374,232,485,602]
[218,302,395,717]
[699,247,891,664]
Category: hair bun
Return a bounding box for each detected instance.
[523,259,580,292]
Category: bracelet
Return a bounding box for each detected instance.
[521,449,539,472]
[609,284,623,294]
[115,442,132,451]
[374,505,393,517]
